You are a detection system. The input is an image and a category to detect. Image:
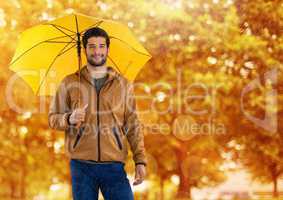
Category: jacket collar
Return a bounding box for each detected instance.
[76,65,119,85]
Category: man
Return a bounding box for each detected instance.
[48,27,146,200]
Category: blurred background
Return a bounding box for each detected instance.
[0,0,283,199]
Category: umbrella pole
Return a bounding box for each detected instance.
[75,15,82,129]
[77,32,82,104]
[75,33,84,131]
[75,15,82,107]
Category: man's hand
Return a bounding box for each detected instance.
[69,104,88,126]
[133,164,146,186]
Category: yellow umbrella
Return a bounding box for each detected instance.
[9,12,151,96]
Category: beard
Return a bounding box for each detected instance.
[87,54,107,67]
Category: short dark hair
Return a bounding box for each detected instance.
[82,27,110,49]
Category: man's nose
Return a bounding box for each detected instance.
[93,49,102,54]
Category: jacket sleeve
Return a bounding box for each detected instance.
[124,83,147,166]
[48,78,72,131]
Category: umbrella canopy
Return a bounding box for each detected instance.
[9,12,151,96]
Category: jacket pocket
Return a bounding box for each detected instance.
[112,127,123,150]
[72,126,85,149]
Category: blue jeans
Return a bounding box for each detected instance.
[70,159,134,200]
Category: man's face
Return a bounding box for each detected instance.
[85,36,108,67]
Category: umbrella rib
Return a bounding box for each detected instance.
[107,55,122,74]
[79,20,104,35]
[46,34,76,41]
[58,43,77,57]
[45,41,76,44]
[122,60,133,76]
[49,24,75,40]
[35,41,77,95]
[10,35,76,66]
[44,23,77,34]
[110,36,151,58]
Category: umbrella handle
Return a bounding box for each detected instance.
[76,122,81,128]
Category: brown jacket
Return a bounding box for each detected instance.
[48,66,146,165]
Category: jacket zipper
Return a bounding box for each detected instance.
[97,90,101,161]
[112,127,123,150]
[73,126,85,149]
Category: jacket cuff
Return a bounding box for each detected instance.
[63,112,74,129]
[135,162,147,166]
[66,112,73,126]
[134,154,147,166]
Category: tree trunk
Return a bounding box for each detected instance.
[176,172,191,199]
[20,137,28,200]
[9,181,16,198]
[175,145,192,199]
[20,166,27,199]
[272,176,278,198]
[160,178,164,200]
